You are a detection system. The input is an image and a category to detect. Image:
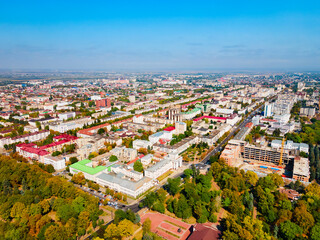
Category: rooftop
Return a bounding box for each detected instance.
[70,159,107,175]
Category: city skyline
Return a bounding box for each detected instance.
[0,0,319,71]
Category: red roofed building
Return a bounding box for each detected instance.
[163,126,175,132]
[187,224,220,240]
[16,134,78,161]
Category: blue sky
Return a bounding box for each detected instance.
[0,0,319,71]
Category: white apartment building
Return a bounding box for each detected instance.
[271,140,309,153]
[43,155,66,170]
[58,112,76,121]
[300,108,316,118]
[149,131,173,144]
[216,108,234,115]
[0,130,50,148]
[132,139,153,150]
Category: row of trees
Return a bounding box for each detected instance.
[309,145,320,182]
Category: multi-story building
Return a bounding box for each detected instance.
[271,140,309,153]
[49,117,93,133]
[300,108,316,118]
[132,139,153,150]
[95,98,111,108]
[220,140,242,166]
[264,103,273,117]
[110,146,138,162]
[96,172,153,198]
[70,159,107,181]
[58,112,76,121]
[0,130,50,148]
[243,144,290,165]
[168,107,181,122]
[144,151,182,179]
[43,155,66,170]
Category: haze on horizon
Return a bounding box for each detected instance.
[0,0,319,71]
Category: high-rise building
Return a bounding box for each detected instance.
[168,106,181,122]
[264,103,273,117]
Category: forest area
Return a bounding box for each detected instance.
[0,156,102,240]
[141,156,320,240]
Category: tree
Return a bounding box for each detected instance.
[52,151,61,157]
[114,209,127,224]
[279,221,302,240]
[138,148,148,155]
[17,126,24,135]
[272,128,281,137]
[104,223,121,239]
[244,171,258,186]
[44,225,67,240]
[118,219,134,238]
[97,128,105,135]
[10,202,25,219]
[36,121,42,130]
[310,223,320,240]
[184,169,193,178]
[134,160,144,172]
[69,157,79,164]
[143,218,151,234]
[109,155,118,162]
[57,204,76,224]
[166,178,181,196]
[71,172,86,185]
[292,202,315,233]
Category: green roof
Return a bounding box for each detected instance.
[70,159,107,175]
[182,108,202,115]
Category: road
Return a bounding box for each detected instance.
[201,105,264,164]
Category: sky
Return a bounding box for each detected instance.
[0,0,319,71]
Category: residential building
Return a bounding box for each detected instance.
[0,130,50,148]
[43,155,66,170]
[58,112,76,121]
[300,107,316,118]
[132,139,152,150]
[96,98,111,108]
[220,140,243,166]
[271,140,309,153]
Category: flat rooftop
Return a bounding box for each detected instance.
[70,159,107,175]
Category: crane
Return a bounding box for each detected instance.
[279,137,286,166]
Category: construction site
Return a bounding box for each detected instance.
[221,137,310,182]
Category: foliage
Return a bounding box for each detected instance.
[0,155,101,239]
[133,160,144,172]
[71,172,86,186]
[109,155,118,162]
